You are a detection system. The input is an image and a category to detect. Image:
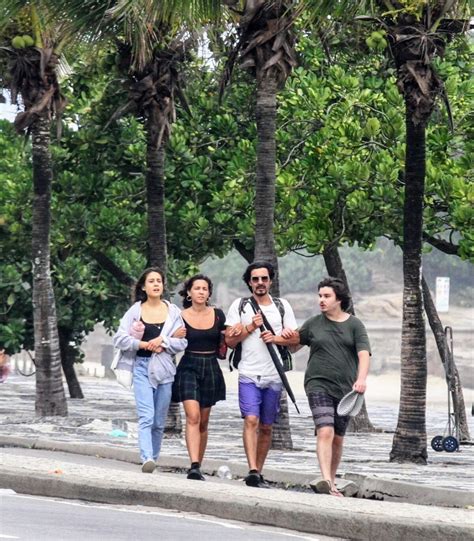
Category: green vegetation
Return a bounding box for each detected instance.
[1,29,471,355]
[0,3,471,455]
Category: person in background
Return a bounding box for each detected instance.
[172,274,226,481]
[113,267,187,473]
[0,349,11,383]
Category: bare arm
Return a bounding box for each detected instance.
[353,350,370,393]
[225,323,246,349]
[260,329,300,347]
[225,311,266,348]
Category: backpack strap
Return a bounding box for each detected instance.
[238,297,251,317]
[228,298,249,372]
[272,297,285,325]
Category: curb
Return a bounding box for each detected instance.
[1,435,472,509]
[0,469,471,541]
[343,472,474,509]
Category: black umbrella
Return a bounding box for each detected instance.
[248,297,300,414]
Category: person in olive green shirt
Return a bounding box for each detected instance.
[297,277,370,497]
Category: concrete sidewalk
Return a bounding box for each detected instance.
[1,373,473,489]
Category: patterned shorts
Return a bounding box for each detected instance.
[172,352,226,408]
[307,391,350,437]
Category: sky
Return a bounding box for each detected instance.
[0,102,16,121]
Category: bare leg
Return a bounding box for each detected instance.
[243,415,259,471]
[256,423,273,473]
[316,426,335,482]
[183,400,201,464]
[198,407,211,464]
[331,435,344,485]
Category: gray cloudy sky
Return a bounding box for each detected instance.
[0,101,16,121]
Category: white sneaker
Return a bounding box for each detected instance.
[141,459,156,473]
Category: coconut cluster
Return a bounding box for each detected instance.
[11,35,35,49]
[365,31,388,52]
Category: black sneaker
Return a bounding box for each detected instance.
[245,471,261,487]
[259,474,271,488]
[187,467,205,480]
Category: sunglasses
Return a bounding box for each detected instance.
[251,276,270,283]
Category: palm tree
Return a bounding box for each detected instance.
[220,0,299,449]
[108,33,195,275]
[51,0,223,433]
[50,4,222,277]
[221,1,298,290]
[306,0,471,462]
[0,3,70,415]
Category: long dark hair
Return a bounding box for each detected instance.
[133,267,166,303]
[179,274,213,308]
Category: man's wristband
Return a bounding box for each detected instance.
[246,324,254,333]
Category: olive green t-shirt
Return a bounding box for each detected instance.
[299,314,371,400]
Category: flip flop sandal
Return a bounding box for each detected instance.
[314,479,332,494]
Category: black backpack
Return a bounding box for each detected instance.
[229,297,293,372]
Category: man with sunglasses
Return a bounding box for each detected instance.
[225,261,298,488]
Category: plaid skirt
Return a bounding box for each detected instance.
[172,352,226,408]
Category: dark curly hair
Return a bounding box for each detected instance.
[242,261,275,292]
[179,274,213,308]
[318,276,352,311]
[133,267,166,303]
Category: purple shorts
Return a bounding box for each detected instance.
[238,378,282,425]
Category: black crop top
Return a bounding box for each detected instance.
[184,308,226,353]
[137,319,163,358]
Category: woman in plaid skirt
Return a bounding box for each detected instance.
[171,274,226,480]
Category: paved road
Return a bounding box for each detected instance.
[0,491,342,541]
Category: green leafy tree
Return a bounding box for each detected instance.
[301,0,471,463]
[0,119,134,398]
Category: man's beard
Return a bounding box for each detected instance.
[254,288,267,297]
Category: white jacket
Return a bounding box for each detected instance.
[113,301,187,387]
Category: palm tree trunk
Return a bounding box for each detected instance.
[145,121,167,274]
[322,244,354,314]
[58,326,84,399]
[422,275,470,442]
[144,119,180,434]
[254,74,279,291]
[390,115,427,463]
[323,243,377,432]
[253,73,292,449]
[32,114,67,417]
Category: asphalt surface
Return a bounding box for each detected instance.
[1,490,341,541]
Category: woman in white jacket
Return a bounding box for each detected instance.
[114,267,187,473]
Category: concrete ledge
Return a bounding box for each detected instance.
[344,472,474,509]
[0,469,472,541]
[1,435,472,510]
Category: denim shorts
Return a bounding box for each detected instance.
[238,377,282,425]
